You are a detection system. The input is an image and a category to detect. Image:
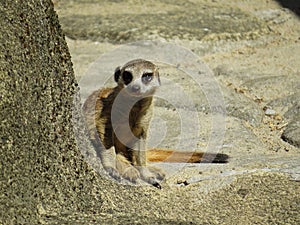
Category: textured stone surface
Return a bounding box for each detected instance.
[0,1,105,223]
[282,102,300,148]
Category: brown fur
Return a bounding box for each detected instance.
[147,148,228,163]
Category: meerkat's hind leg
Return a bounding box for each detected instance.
[99,147,121,181]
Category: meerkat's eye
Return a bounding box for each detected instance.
[122,71,133,85]
[142,73,153,84]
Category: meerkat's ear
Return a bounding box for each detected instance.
[114,66,121,82]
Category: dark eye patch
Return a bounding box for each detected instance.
[142,73,153,84]
[122,71,133,85]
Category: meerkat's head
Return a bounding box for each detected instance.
[114,59,160,97]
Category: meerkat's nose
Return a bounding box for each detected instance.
[131,84,141,93]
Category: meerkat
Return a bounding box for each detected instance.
[83,59,228,188]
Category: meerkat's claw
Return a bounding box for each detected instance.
[148,178,162,189]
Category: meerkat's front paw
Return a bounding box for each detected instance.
[116,154,141,183]
[138,166,165,188]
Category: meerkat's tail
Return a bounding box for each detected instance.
[147,148,229,163]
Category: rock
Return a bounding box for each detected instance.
[284,100,300,121]
[267,93,300,148]
[282,119,300,148]
[222,85,264,126]
[281,103,300,148]
[268,92,300,114]
[264,108,276,116]
[241,74,299,102]
[0,1,107,223]
[254,9,289,24]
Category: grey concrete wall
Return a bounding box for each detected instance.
[0,1,104,223]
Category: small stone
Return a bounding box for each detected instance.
[177,180,189,186]
[264,108,276,116]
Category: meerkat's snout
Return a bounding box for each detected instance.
[130,84,141,93]
[114,59,160,96]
